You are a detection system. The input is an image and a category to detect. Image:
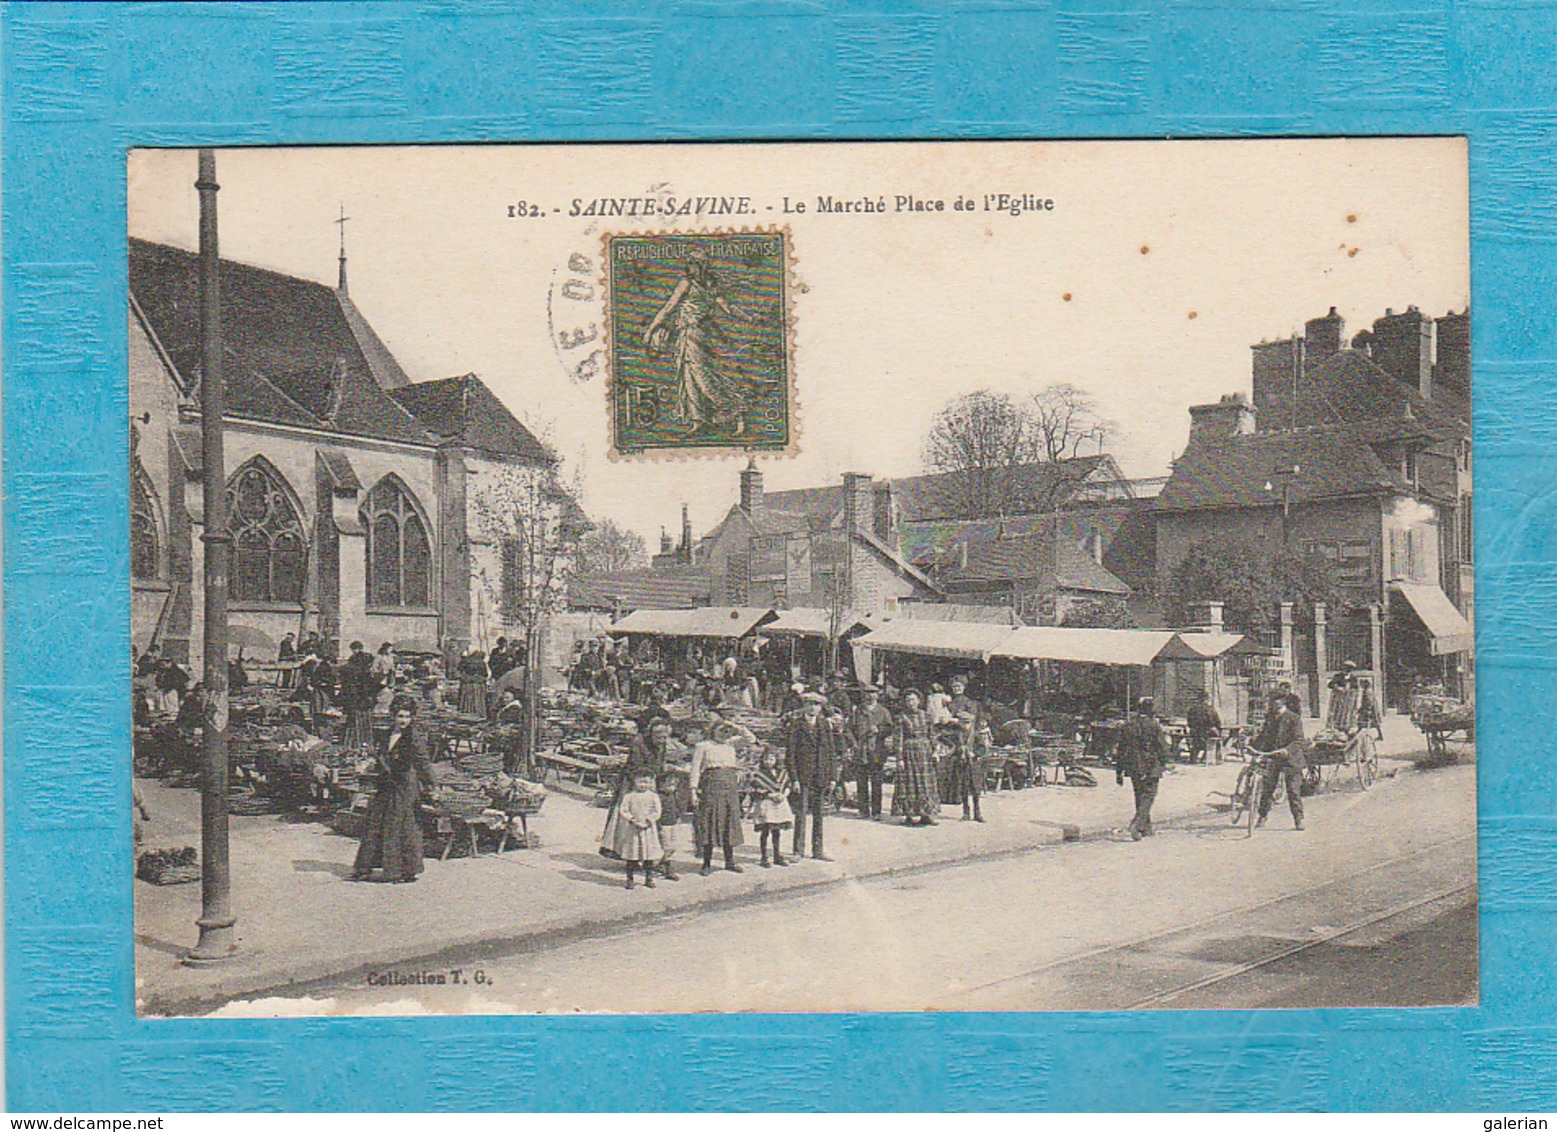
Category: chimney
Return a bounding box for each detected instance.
[1188,600,1224,632]
[1432,309,1470,398]
[679,504,693,564]
[659,527,672,555]
[739,458,764,516]
[1304,307,1345,359]
[1187,393,1257,447]
[1371,306,1434,402]
[842,472,873,536]
[1251,337,1301,432]
[873,481,897,549]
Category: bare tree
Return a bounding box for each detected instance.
[922,390,1040,519]
[473,460,589,766]
[577,518,649,577]
[1030,383,1115,464]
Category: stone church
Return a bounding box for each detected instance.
[129,237,552,667]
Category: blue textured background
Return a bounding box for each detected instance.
[5,0,1555,1112]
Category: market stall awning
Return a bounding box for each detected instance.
[760,608,875,638]
[856,619,1016,661]
[1154,631,1255,662]
[990,626,1176,666]
[1390,582,1474,655]
[610,607,776,639]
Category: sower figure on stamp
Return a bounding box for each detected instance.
[1116,697,1168,841]
[644,253,755,436]
[1253,691,1308,830]
[786,692,839,861]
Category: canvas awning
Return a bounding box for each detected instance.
[610,607,776,640]
[1390,582,1474,655]
[989,626,1176,667]
[760,608,874,638]
[855,620,1016,661]
[1153,631,1258,662]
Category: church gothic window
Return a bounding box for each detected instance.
[362,477,431,608]
[130,458,160,581]
[227,458,306,604]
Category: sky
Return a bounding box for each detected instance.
[127,139,1469,550]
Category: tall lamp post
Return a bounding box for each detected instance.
[186,148,238,964]
[1264,463,1302,547]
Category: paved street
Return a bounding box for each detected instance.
[194,754,1476,1017]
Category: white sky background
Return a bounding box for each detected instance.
[127,140,1468,549]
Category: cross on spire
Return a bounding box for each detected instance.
[335,203,350,293]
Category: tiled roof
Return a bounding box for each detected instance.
[759,455,1115,527]
[570,568,712,612]
[1157,427,1407,512]
[391,375,553,462]
[1274,349,1469,432]
[752,486,842,531]
[129,239,437,446]
[938,531,1131,595]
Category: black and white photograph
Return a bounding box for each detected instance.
[127,139,1475,1017]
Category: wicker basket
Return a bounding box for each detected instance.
[137,852,201,885]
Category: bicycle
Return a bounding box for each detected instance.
[1228,749,1284,836]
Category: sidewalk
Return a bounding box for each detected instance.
[135,713,1439,1015]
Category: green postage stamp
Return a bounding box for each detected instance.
[605,230,794,457]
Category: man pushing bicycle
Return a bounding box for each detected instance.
[1251,690,1307,831]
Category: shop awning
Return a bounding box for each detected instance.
[990,626,1176,666]
[610,607,776,639]
[855,619,1016,661]
[1390,582,1474,655]
[760,608,875,638]
[1153,631,1257,662]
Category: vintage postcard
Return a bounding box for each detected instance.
[127,139,1474,1018]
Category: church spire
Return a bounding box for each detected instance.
[335,203,350,294]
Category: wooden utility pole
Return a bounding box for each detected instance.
[186,148,237,963]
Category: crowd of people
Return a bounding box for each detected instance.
[590,670,1019,891]
[136,624,1373,891]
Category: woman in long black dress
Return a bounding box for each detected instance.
[352,694,434,883]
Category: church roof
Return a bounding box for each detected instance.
[390,375,553,462]
[129,238,436,446]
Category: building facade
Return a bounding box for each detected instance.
[1156,305,1474,706]
[129,238,552,667]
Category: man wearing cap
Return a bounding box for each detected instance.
[785,692,840,861]
[1186,691,1222,765]
[1252,691,1307,830]
[1115,697,1169,840]
[848,686,892,819]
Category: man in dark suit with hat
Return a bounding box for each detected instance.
[848,685,892,819]
[1116,697,1168,840]
[785,692,839,861]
